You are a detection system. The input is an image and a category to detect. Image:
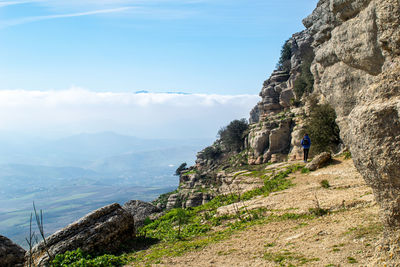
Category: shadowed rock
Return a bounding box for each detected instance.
[0,235,25,267]
[27,203,135,266]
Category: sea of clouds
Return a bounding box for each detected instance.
[0,87,259,139]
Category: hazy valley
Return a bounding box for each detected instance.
[0,132,211,248]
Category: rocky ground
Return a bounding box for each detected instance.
[133,157,381,266]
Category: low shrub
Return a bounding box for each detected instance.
[218,119,249,152]
[320,179,330,188]
[202,145,222,160]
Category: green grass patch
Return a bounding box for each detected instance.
[301,167,310,174]
[264,249,319,266]
[52,248,128,267]
[344,223,383,239]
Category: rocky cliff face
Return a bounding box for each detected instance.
[246,30,313,164]
[304,0,400,263]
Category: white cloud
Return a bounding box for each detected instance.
[0,0,208,28]
[0,88,259,139]
[0,7,134,28]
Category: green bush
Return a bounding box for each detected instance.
[303,103,341,155]
[52,248,127,267]
[202,145,222,160]
[343,151,352,159]
[218,119,249,152]
[276,39,292,72]
[320,179,330,188]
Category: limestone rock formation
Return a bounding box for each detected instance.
[305,152,331,171]
[27,203,135,266]
[0,235,25,267]
[246,30,313,165]
[165,170,214,210]
[123,200,160,228]
[304,0,400,263]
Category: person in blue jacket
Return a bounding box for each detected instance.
[301,133,311,162]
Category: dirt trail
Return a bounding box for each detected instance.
[160,158,381,266]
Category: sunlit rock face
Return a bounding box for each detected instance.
[304,0,400,263]
[247,30,313,164]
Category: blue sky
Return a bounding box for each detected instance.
[0,0,319,139]
[0,0,318,94]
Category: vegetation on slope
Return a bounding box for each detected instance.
[52,164,307,266]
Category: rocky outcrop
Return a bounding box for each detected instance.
[165,170,214,210]
[247,115,294,165]
[246,30,313,165]
[123,200,160,228]
[252,30,313,122]
[27,203,135,266]
[305,152,331,171]
[0,235,25,267]
[304,0,400,263]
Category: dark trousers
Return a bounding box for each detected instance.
[303,148,309,161]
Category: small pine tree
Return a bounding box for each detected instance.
[276,40,292,72]
[175,208,189,239]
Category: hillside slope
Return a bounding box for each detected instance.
[125,157,381,266]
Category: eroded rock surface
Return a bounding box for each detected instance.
[304,0,400,263]
[246,30,313,165]
[123,200,160,228]
[0,235,25,267]
[27,203,135,266]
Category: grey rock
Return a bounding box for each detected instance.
[27,203,135,266]
[305,152,331,171]
[280,88,295,108]
[123,200,160,228]
[184,192,204,208]
[0,235,25,267]
[249,105,260,124]
[166,193,180,210]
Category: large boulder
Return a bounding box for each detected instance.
[27,203,135,266]
[305,0,400,263]
[0,235,25,267]
[123,200,160,228]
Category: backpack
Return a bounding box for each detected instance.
[302,138,309,146]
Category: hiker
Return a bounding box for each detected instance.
[301,133,311,163]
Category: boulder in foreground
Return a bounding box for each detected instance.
[27,203,135,266]
[0,235,25,267]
